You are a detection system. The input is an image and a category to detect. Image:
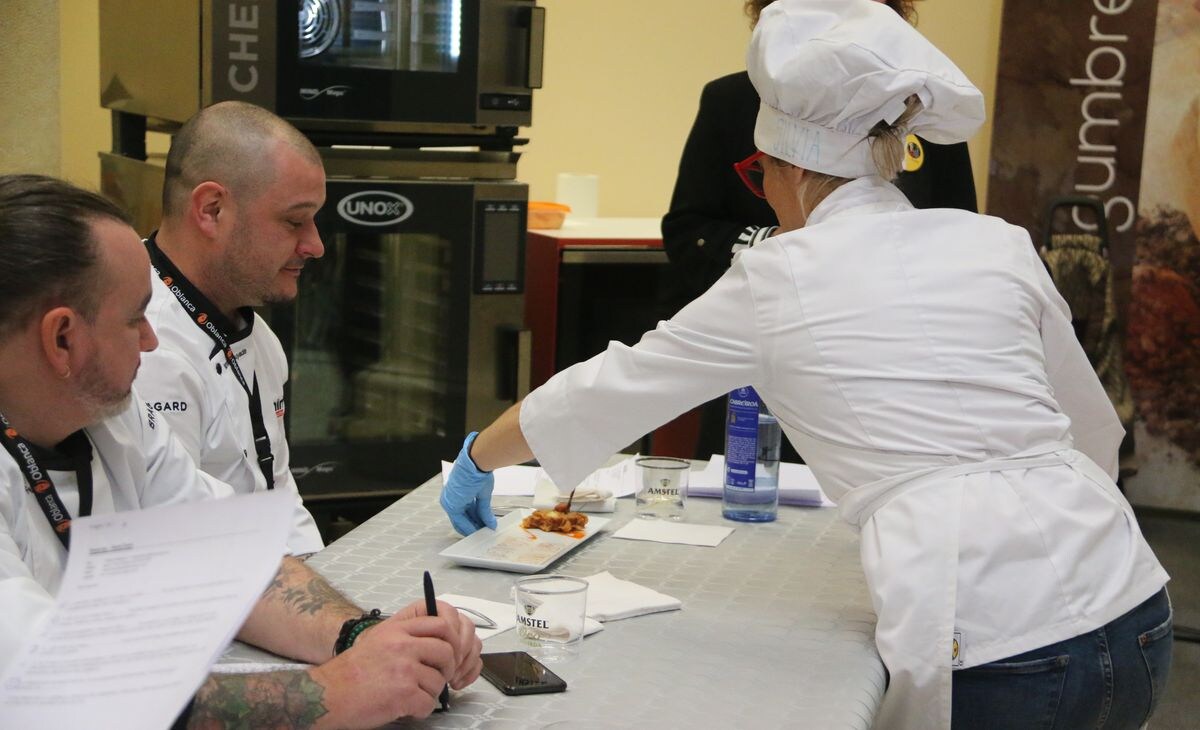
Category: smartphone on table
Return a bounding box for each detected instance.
[480,651,568,695]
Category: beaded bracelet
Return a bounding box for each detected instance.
[334,608,387,655]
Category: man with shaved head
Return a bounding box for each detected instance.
[130,102,485,723]
[136,101,325,555]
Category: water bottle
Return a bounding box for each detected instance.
[722,386,780,522]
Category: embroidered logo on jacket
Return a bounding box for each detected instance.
[149,401,189,412]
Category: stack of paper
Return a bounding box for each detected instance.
[687,455,834,507]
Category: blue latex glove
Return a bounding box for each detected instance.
[440,432,498,536]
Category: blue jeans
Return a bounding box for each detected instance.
[951,587,1173,729]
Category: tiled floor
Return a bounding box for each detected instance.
[1135,509,1200,728]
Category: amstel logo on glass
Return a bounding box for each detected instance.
[336,190,415,227]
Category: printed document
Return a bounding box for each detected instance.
[0,490,293,730]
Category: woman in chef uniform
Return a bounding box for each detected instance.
[441,1,1172,727]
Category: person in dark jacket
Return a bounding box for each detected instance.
[662,0,978,460]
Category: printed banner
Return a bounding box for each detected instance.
[989,0,1200,510]
[987,0,1159,313]
[1126,0,1200,509]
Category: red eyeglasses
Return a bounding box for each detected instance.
[733,150,767,199]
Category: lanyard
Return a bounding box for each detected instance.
[0,412,94,550]
[145,235,276,490]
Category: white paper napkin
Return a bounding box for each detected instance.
[610,518,734,547]
[531,478,616,513]
[445,593,603,641]
[440,593,517,640]
[582,571,683,621]
[688,455,835,507]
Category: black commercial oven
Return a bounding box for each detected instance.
[99,2,542,533]
[271,151,530,494]
[100,0,544,139]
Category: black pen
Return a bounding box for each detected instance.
[423,570,451,712]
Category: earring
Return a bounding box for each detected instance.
[60,367,71,379]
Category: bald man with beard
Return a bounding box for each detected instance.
[135,102,485,725]
[136,101,327,555]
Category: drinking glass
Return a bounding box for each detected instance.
[513,575,589,662]
[635,457,689,520]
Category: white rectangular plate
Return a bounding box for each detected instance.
[439,509,610,573]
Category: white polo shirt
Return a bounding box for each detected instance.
[0,395,232,672]
[137,268,324,556]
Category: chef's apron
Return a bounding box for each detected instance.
[835,441,1121,729]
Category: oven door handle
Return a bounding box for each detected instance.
[498,327,533,402]
[525,6,546,90]
[516,328,532,401]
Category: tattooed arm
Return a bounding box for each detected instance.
[236,556,361,664]
[188,671,328,729]
[189,600,484,729]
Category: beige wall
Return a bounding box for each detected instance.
[60,0,108,187]
[0,0,62,175]
[909,0,1005,210]
[515,0,753,216]
[29,0,1004,213]
[519,0,1005,217]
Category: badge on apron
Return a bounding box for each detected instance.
[903,134,924,173]
[952,630,964,668]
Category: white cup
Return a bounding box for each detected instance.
[556,173,599,218]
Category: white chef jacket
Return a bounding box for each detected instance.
[521,176,1169,729]
[0,394,232,674]
[137,269,324,555]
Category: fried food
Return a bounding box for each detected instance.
[521,509,589,534]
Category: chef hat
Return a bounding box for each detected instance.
[747,0,985,178]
